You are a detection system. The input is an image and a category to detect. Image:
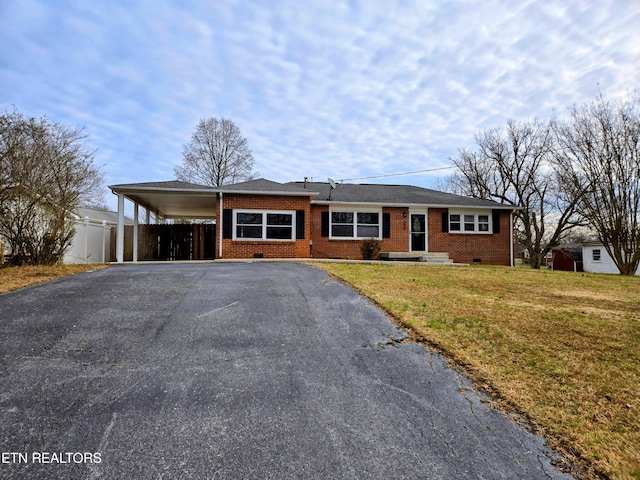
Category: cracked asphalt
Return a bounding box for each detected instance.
[0,262,575,479]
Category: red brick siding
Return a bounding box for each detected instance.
[217,194,312,259]
[384,207,410,252]
[216,195,512,265]
[428,208,512,266]
[310,205,409,259]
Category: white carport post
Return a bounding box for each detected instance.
[133,202,139,262]
[116,193,125,263]
[84,217,90,264]
[218,192,223,259]
[101,220,107,263]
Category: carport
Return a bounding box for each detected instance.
[109,181,218,262]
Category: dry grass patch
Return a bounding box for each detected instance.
[316,263,640,480]
[0,264,108,294]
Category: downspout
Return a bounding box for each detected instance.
[218,192,223,259]
[510,209,515,267]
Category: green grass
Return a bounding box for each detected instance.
[315,263,640,480]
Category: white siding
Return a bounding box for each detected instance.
[582,245,640,275]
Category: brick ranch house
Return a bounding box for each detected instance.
[109,178,517,265]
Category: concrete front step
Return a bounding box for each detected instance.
[379,252,453,263]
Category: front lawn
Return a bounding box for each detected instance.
[0,264,107,294]
[316,263,639,480]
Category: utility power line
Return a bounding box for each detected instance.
[340,165,456,182]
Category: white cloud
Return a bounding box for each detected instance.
[0,0,638,207]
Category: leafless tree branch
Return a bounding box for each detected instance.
[174,117,258,187]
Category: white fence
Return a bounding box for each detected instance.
[63,219,112,264]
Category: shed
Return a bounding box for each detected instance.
[545,246,583,272]
[582,242,640,275]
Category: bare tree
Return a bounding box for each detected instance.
[174,117,257,187]
[450,119,582,268]
[554,93,640,275]
[1,111,48,264]
[0,109,104,265]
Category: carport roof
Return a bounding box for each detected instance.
[108,178,318,219]
[109,180,217,219]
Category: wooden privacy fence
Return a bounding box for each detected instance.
[110,224,216,261]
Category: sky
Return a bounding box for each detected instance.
[1,0,639,210]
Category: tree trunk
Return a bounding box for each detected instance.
[529,251,544,269]
[618,261,639,276]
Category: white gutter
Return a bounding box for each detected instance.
[312,200,518,210]
[109,185,216,194]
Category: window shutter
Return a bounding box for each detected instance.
[296,210,305,239]
[223,209,233,239]
[321,211,329,237]
[441,211,449,233]
[492,210,501,234]
[382,212,390,238]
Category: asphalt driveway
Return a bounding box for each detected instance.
[0,262,574,479]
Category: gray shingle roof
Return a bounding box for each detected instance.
[217,178,318,196]
[109,180,214,191]
[288,182,513,209]
[108,178,513,209]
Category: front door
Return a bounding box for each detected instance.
[410,214,426,251]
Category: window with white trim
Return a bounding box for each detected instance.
[330,209,381,239]
[234,210,295,240]
[592,249,601,262]
[449,211,491,234]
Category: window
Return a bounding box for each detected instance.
[331,212,354,237]
[464,214,475,232]
[592,249,601,262]
[449,211,491,234]
[266,213,293,239]
[236,212,263,238]
[449,214,461,231]
[234,210,294,240]
[330,210,381,239]
[357,212,380,237]
[478,215,490,232]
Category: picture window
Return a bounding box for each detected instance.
[235,210,294,240]
[330,210,381,239]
